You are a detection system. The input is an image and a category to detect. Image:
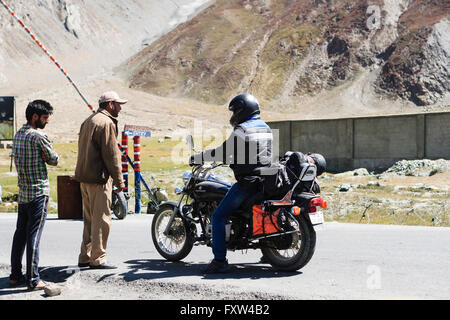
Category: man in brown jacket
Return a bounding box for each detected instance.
[74,91,126,269]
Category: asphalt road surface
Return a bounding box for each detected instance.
[0,213,449,300]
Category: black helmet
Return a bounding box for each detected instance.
[308,153,327,176]
[228,93,260,126]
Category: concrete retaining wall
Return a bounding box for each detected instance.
[268,112,450,172]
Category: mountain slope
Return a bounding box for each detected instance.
[0,0,219,141]
[123,0,450,112]
[0,0,212,95]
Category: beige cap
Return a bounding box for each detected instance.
[98,91,128,104]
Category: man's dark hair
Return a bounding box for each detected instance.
[26,100,53,122]
[99,101,109,110]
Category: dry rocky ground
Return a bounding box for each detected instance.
[319,160,450,227]
[0,263,290,300]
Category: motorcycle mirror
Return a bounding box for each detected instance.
[186,134,195,151]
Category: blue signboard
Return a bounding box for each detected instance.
[123,124,152,137]
[124,130,151,137]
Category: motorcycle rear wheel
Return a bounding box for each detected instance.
[151,203,194,261]
[260,213,316,272]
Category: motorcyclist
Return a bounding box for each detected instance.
[190,93,273,274]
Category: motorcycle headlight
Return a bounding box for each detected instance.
[182,171,192,183]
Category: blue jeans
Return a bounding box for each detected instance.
[10,195,48,287]
[211,182,257,260]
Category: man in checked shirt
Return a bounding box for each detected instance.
[9,100,59,291]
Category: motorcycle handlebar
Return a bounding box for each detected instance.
[191,162,225,178]
[203,162,223,169]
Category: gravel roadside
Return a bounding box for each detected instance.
[0,264,291,300]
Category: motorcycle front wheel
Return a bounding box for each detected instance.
[151,203,195,261]
[260,213,316,272]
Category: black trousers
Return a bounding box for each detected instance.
[10,195,48,287]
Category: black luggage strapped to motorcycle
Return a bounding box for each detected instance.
[261,151,318,208]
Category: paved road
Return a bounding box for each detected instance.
[0,213,449,299]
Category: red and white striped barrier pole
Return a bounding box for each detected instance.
[0,0,95,112]
[0,0,141,175]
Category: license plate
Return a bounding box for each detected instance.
[309,211,324,225]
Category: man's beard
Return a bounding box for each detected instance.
[111,105,120,117]
[36,118,47,129]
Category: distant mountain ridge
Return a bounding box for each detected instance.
[0,0,211,94]
[123,0,450,111]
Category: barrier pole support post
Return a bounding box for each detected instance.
[121,132,129,211]
[133,136,141,214]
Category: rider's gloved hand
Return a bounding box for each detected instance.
[189,152,204,166]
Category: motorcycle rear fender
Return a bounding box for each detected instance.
[294,197,320,234]
[286,194,318,234]
[294,193,319,211]
[301,208,316,231]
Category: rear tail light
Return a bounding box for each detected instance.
[310,197,327,209]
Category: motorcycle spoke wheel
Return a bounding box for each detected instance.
[267,214,305,264]
[271,229,302,260]
[154,210,187,256]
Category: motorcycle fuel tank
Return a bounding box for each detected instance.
[193,181,229,201]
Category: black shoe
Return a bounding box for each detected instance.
[9,275,27,287]
[89,263,118,270]
[201,259,231,274]
[78,262,90,268]
[259,255,269,264]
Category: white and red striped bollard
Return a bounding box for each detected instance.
[121,132,129,196]
[133,136,141,213]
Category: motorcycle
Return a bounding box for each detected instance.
[151,135,326,271]
[112,186,168,220]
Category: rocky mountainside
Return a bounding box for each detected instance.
[0,0,212,95]
[0,0,219,141]
[123,0,450,113]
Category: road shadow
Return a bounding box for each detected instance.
[0,276,28,296]
[45,217,83,221]
[120,259,300,282]
[0,265,82,297]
